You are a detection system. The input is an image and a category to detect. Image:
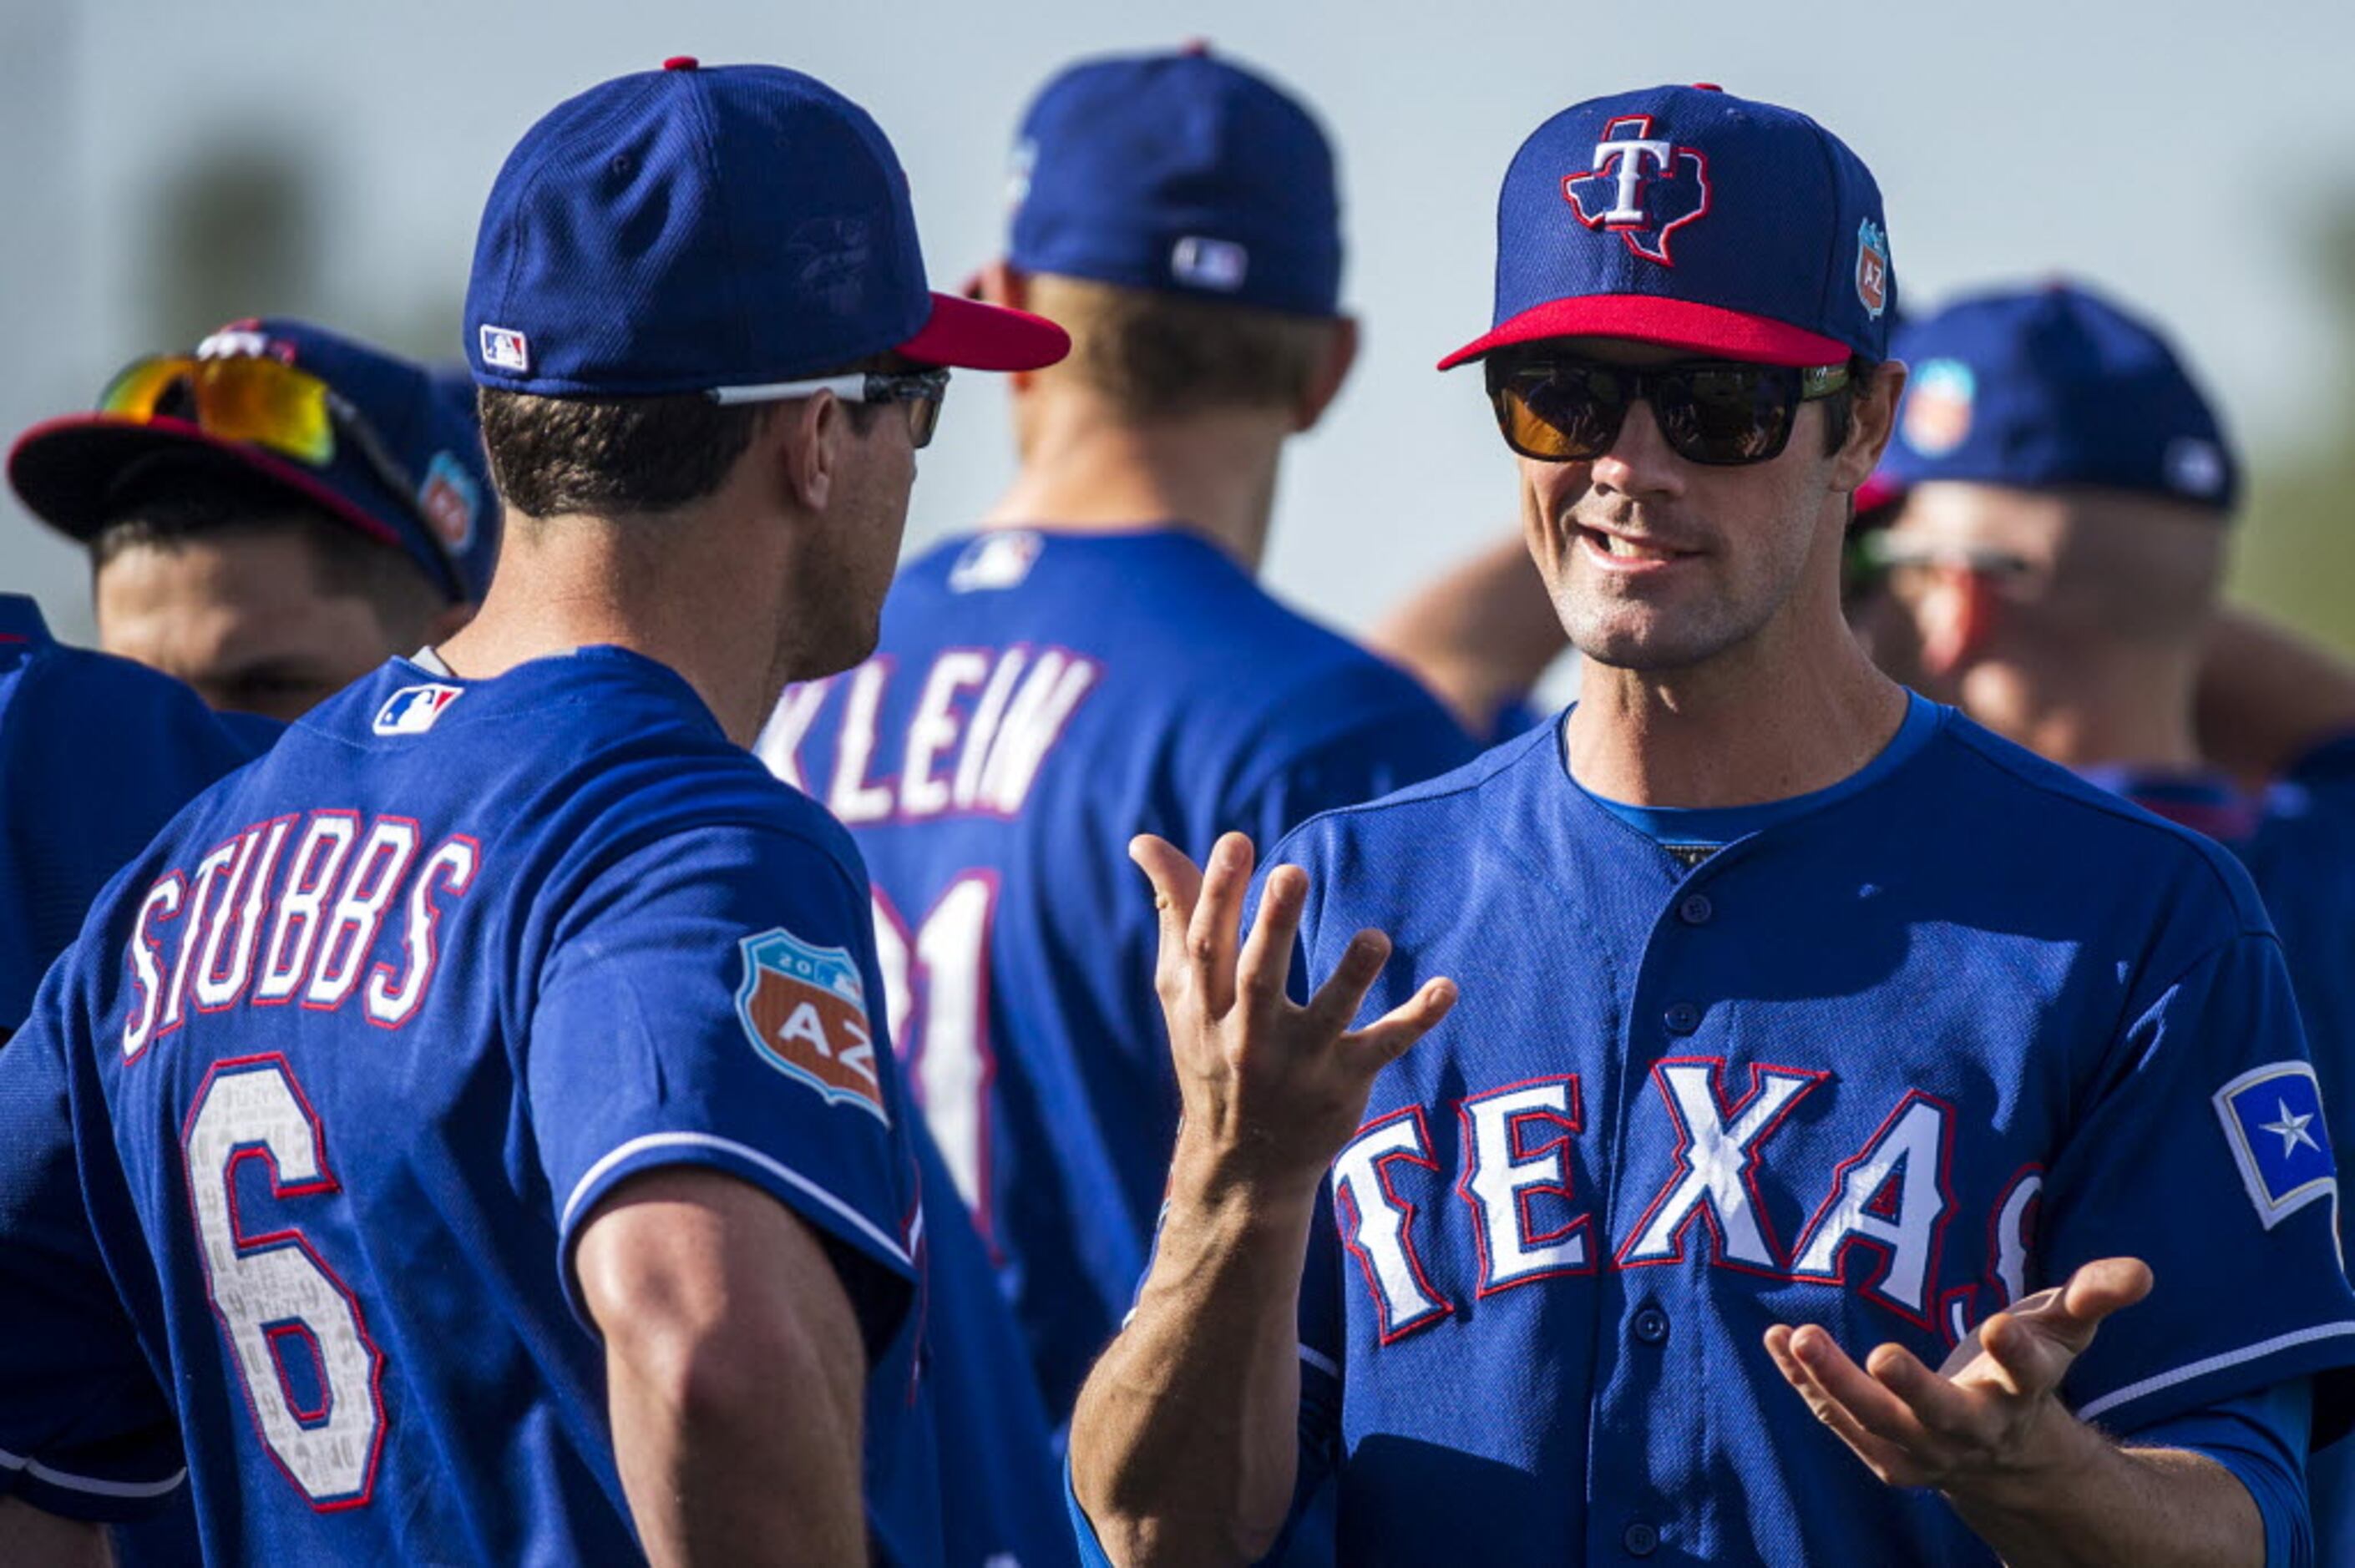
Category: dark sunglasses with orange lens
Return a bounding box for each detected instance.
[1486,355,1851,468]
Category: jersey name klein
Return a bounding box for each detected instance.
[1339,1067,2028,1348]
[120,808,475,1059]
[761,646,1101,825]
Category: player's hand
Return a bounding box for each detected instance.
[1763,1257,2152,1495]
[1131,832,1456,1200]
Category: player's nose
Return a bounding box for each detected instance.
[1588,399,1686,503]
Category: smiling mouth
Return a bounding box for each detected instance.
[1577,524,1697,564]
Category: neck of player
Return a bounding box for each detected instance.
[1567,551,1912,810]
[984,395,1287,571]
[431,502,821,750]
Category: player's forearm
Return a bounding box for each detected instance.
[0,1498,109,1567]
[1069,1150,1318,1568]
[1943,1420,2261,1568]
[1369,534,1564,732]
[2195,605,2355,781]
[606,1318,868,1566]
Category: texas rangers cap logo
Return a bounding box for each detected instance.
[2213,1061,2337,1231]
[735,928,888,1124]
[1562,114,1711,266]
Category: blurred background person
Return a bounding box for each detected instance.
[1846,279,2355,1562]
[0,593,262,1047]
[758,44,1473,1425]
[8,318,494,721]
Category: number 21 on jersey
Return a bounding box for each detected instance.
[872,875,1000,1238]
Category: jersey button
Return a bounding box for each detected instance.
[1663,1001,1703,1035]
[1632,1307,1669,1345]
[1623,1520,1661,1556]
[1677,893,1714,925]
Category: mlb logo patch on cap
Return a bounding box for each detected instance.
[479,326,529,374]
[2214,1061,2337,1230]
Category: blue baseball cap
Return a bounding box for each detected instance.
[1442,83,1892,370]
[467,58,1067,397]
[1874,281,2239,514]
[1007,45,1343,318]
[8,317,498,602]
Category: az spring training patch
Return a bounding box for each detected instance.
[734,928,888,1124]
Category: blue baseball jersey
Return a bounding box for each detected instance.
[0,594,266,1034]
[0,648,965,1563]
[1254,701,2355,1564]
[2101,741,2355,1565]
[762,528,1476,1419]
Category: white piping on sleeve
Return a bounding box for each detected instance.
[561,1130,910,1269]
[2077,1321,2355,1423]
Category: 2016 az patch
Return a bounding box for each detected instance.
[734,928,887,1124]
[2214,1061,2337,1230]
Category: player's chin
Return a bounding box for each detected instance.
[1564,602,1740,673]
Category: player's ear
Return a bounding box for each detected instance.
[1831,358,1908,494]
[775,393,846,513]
[1296,315,1360,433]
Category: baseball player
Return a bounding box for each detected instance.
[760,46,1474,1424]
[0,593,263,1044]
[1852,278,2355,1564]
[8,320,496,721]
[0,58,1069,1564]
[1070,84,2355,1565]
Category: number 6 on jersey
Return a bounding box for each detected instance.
[183,1054,387,1509]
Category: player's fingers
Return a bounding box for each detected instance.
[1789,1325,1936,1454]
[1340,978,1459,1077]
[1766,1328,1923,1483]
[1186,833,1256,1015]
[2049,1257,2154,1343]
[1131,835,1206,1003]
[1299,928,1390,1040]
[1867,1343,1988,1439]
[1238,865,1310,1014]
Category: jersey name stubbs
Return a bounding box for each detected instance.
[1335,1064,2032,1346]
[760,645,1101,823]
[122,808,479,1059]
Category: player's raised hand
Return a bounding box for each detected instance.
[1131,831,1456,1196]
[1762,1257,2155,1493]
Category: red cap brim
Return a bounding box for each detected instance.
[7,414,404,549]
[899,292,1069,372]
[1438,296,1851,371]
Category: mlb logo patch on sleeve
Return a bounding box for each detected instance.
[735,929,887,1124]
[2214,1062,2337,1229]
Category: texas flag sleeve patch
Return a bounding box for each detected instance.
[2214,1061,2337,1230]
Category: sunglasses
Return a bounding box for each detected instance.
[708,367,951,449]
[1487,356,1852,468]
[98,352,454,569]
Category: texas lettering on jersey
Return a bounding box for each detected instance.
[1338,1064,2031,1350]
[120,808,478,1060]
[759,646,1101,824]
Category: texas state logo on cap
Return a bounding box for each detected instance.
[1442,83,1892,370]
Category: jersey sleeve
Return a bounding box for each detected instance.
[0,998,185,1521]
[527,819,917,1346]
[2044,929,2355,1434]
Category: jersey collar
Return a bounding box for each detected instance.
[0,594,53,646]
